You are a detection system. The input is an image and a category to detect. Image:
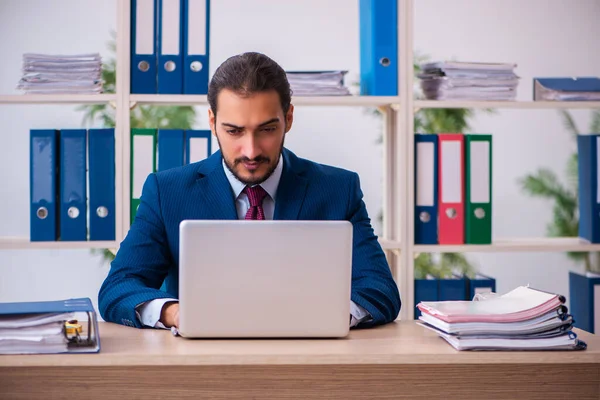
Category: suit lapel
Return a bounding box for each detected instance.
[274,149,308,220]
[192,151,238,220]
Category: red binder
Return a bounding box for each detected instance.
[438,133,465,244]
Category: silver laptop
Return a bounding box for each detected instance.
[178,220,353,338]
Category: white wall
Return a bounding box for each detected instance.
[0,0,597,312]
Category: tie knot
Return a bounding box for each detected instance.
[243,185,268,207]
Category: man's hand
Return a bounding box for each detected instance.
[160,302,179,328]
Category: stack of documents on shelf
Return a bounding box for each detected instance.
[417,286,587,351]
[286,70,351,96]
[534,77,600,101]
[17,53,103,94]
[0,298,100,354]
[417,61,519,101]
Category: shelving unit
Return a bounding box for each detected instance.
[1,0,598,321]
[0,238,118,250]
[0,94,117,105]
[130,94,399,107]
[415,100,600,110]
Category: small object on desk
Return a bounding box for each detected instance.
[533,77,600,101]
[0,297,100,354]
[417,285,587,351]
[417,61,519,101]
[285,70,351,96]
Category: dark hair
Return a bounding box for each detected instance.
[207,52,292,117]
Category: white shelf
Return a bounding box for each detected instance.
[0,238,119,250]
[0,94,117,105]
[413,237,600,253]
[414,100,600,110]
[130,94,399,107]
[130,94,208,105]
[378,239,401,250]
[291,96,399,107]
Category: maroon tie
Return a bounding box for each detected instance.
[243,185,268,220]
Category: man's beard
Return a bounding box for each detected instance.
[219,136,285,186]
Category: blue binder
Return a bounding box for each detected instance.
[183,0,210,94]
[577,134,600,243]
[131,0,157,93]
[185,129,212,164]
[158,0,183,94]
[60,129,87,241]
[359,0,398,96]
[534,77,600,101]
[414,277,438,319]
[569,271,600,334]
[467,273,496,300]
[158,129,185,171]
[0,297,100,354]
[89,129,116,241]
[30,129,59,242]
[439,276,468,301]
[414,134,438,244]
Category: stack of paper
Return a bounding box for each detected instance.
[417,61,519,101]
[286,70,351,96]
[17,53,103,94]
[0,313,72,354]
[417,286,587,351]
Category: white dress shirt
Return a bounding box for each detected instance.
[137,155,372,328]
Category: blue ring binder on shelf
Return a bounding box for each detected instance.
[0,297,101,354]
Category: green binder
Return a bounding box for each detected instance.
[130,129,157,224]
[465,134,492,244]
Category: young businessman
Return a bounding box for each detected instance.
[98,52,401,329]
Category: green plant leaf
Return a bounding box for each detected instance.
[566,152,578,193]
[590,109,600,133]
[559,110,580,137]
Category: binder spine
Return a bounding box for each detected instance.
[89,129,116,241]
[30,129,59,242]
[157,0,184,94]
[131,0,158,94]
[183,0,210,94]
[59,129,87,241]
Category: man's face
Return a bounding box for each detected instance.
[209,89,293,185]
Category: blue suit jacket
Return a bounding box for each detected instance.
[98,148,401,328]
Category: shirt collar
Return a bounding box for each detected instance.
[222,154,283,201]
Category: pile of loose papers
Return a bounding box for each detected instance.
[286,70,350,96]
[17,53,103,94]
[418,61,519,101]
[417,286,587,351]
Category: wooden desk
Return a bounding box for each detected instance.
[1,321,599,399]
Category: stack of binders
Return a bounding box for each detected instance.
[30,129,115,242]
[414,133,492,245]
[131,0,210,94]
[130,128,212,223]
[417,286,587,351]
[17,53,103,94]
[417,61,519,101]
